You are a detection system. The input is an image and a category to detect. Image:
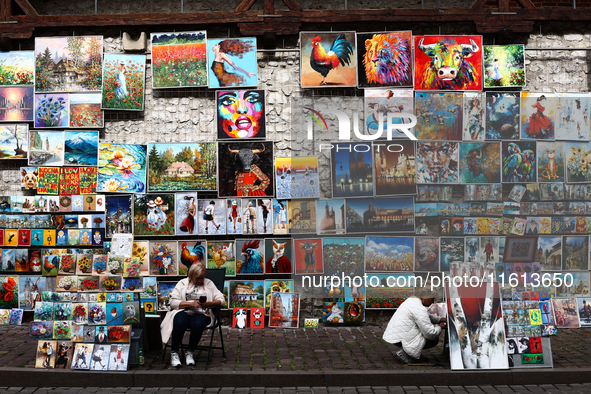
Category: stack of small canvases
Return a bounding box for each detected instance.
[31,291,138,371]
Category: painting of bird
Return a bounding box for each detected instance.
[309,34,354,86]
[180,242,205,272]
[239,240,263,274]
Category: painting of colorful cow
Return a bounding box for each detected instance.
[414,36,483,91]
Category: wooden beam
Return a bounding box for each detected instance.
[499,0,509,12]
[1,0,11,21]
[6,6,591,38]
[14,0,38,17]
[515,0,537,10]
[11,11,263,27]
[264,0,275,15]
[470,0,489,10]
[282,0,303,11]
[235,0,258,13]
[238,22,300,35]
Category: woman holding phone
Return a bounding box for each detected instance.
[160,263,225,367]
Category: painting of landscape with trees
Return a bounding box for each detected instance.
[148,142,217,191]
[35,36,103,93]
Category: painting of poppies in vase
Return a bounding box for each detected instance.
[34,94,69,128]
[151,31,208,88]
[149,241,178,276]
[97,143,147,193]
[35,36,103,93]
[101,54,145,111]
[134,194,175,236]
[69,93,104,128]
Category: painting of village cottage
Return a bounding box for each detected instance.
[148,143,217,191]
[229,280,264,309]
[35,36,103,93]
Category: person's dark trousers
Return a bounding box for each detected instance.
[171,311,211,352]
[394,337,439,359]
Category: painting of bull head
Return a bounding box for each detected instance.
[414,36,483,91]
[218,141,274,198]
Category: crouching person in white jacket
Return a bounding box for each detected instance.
[382,287,446,363]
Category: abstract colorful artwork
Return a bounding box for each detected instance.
[300,32,356,88]
[356,31,412,88]
[416,142,459,184]
[413,36,483,91]
[151,31,207,88]
[415,92,463,140]
[459,142,501,183]
[446,282,508,370]
[217,89,265,139]
[207,37,257,88]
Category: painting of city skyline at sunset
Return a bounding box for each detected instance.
[0,87,34,122]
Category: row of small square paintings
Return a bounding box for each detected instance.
[418,215,591,236]
[35,341,130,371]
[1,231,590,277]
[0,34,520,93]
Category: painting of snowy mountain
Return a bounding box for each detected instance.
[64,130,99,166]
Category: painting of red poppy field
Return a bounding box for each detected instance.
[151,31,208,88]
[101,54,145,111]
[70,93,104,128]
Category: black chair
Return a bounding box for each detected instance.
[161,268,226,366]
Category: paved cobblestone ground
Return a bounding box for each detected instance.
[1,325,590,371]
[1,386,591,393]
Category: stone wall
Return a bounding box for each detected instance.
[6,5,591,324]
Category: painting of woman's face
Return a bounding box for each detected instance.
[217,90,265,139]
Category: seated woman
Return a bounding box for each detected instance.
[160,263,225,367]
[382,287,446,363]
